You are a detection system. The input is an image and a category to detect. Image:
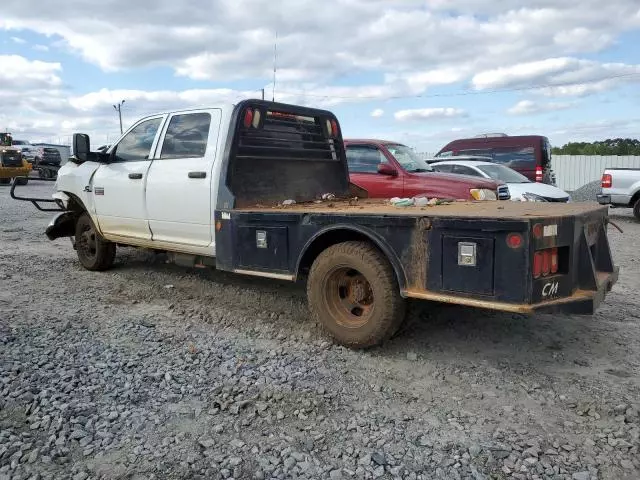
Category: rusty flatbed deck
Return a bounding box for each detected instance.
[236,199,607,219]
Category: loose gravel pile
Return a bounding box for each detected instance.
[568,181,601,202]
[1,184,639,480]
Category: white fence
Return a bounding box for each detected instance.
[551,155,640,191]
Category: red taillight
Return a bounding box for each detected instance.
[550,247,558,274]
[243,108,253,128]
[532,223,543,239]
[533,251,543,278]
[506,233,523,249]
[330,119,339,137]
[601,173,612,189]
[535,166,543,183]
[542,250,551,276]
[534,247,560,278]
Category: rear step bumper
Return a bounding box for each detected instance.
[403,266,619,315]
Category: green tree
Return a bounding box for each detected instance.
[552,138,640,155]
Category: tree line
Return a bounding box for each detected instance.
[552,138,640,156]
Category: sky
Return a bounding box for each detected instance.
[1,0,640,154]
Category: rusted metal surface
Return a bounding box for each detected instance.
[403,266,618,314]
[404,217,432,290]
[240,199,609,219]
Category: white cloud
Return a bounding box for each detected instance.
[33,44,49,52]
[10,36,26,44]
[507,99,576,115]
[0,55,62,90]
[472,57,640,96]
[394,108,466,121]
[371,108,384,118]
[1,0,640,85]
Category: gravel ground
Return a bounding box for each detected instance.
[568,182,601,203]
[1,183,639,480]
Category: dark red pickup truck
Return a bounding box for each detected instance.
[344,139,509,201]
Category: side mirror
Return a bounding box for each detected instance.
[377,163,398,176]
[72,133,90,163]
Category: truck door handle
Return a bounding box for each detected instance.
[188,171,207,179]
[128,173,143,179]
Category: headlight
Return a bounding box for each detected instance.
[470,188,497,201]
[521,192,547,202]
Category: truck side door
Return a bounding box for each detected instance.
[346,145,404,198]
[145,109,222,248]
[92,115,165,240]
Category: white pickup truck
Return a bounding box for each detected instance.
[11,99,619,349]
[597,168,640,220]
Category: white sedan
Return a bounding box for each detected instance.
[431,159,570,202]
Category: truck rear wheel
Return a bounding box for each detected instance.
[75,213,116,271]
[307,241,406,348]
[634,198,640,221]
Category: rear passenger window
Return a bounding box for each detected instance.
[346,146,386,173]
[433,164,454,173]
[160,113,211,159]
[492,146,535,168]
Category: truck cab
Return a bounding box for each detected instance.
[55,106,231,255]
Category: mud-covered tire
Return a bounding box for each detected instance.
[14,177,28,185]
[307,241,406,349]
[0,178,10,185]
[633,198,640,221]
[75,213,116,271]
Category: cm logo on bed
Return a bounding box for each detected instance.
[542,281,559,298]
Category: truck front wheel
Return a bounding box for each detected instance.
[634,198,640,221]
[75,213,116,271]
[307,241,406,348]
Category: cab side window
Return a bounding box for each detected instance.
[453,165,482,176]
[160,113,211,159]
[114,117,163,162]
[346,146,385,173]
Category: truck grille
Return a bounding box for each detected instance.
[497,185,511,200]
[1,153,23,167]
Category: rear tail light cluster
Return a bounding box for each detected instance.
[242,108,262,128]
[325,119,339,138]
[535,166,543,182]
[601,173,612,188]
[533,248,558,278]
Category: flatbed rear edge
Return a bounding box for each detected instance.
[216,199,618,317]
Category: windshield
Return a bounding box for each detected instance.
[12,140,28,145]
[386,144,433,172]
[476,164,530,183]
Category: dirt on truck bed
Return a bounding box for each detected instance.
[1,183,640,480]
[242,198,608,219]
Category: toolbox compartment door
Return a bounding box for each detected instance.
[235,225,289,271]
[441,235,495,296]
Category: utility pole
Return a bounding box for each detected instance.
[113,100,125,134]
[261,88,265,100]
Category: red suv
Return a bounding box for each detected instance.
[344,139,509,201]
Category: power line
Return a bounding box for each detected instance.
[273,72,640,101]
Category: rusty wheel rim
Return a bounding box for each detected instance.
[78,222,98,261]
[323,266,375,328]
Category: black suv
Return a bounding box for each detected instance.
[34,147,62,166]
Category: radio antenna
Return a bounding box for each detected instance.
[272,30,278,102]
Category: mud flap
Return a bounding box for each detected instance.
[46,212,77,240]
